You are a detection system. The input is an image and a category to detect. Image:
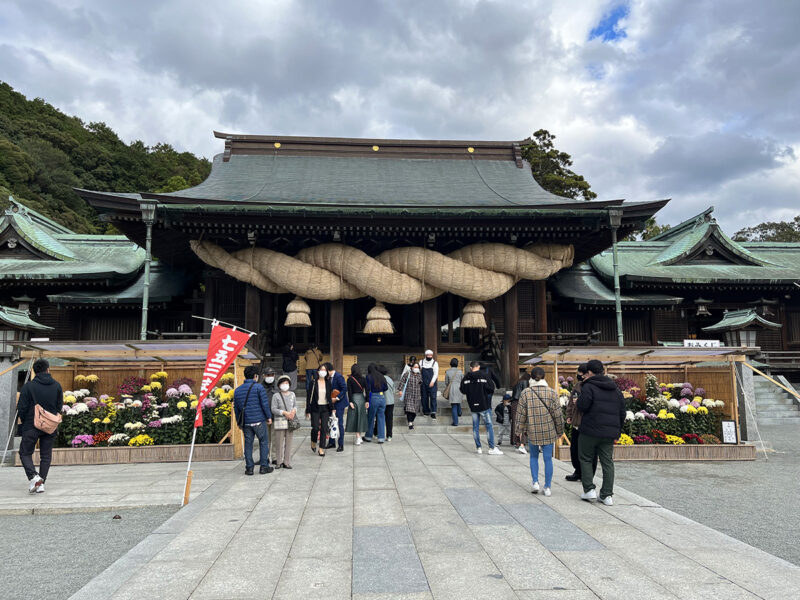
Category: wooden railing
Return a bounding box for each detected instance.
[760,351,800,372]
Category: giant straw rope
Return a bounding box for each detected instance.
[190,240,574,303]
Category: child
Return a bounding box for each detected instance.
[495,392,512,446]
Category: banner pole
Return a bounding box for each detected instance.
[183,426,199,505]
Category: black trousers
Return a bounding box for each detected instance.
[406,411,417,423]
[19,428,57,481]
[570,427,597,476]
[376,404,395,437]
[310,407,331,450]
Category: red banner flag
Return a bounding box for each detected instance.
[194,323,251,428]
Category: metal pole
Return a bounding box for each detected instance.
[140,206,155,341]
[608,209,624,347]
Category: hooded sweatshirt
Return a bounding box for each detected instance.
[460,369,495,413]
[576,375,625,439]
[17,373,64,433]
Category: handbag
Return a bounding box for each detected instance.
[442,380,452,400]
[328,414,340,440]
[34,403,62,434]
[234,383,255,428]
[274,391,298,431]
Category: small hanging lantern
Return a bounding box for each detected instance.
[284,296,311,327]
[363,301,394,334]
[461,301,487,329]
[694,298,712,317]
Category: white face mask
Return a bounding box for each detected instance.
[279,383,290,392]
[318,370,327,378]
[412,368,420,374]
[265,376,275,383]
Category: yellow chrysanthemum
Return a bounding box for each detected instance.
[176,401,188,409]
[666,413,676,419]
[189,394,197,401]
[686,406,698,414]
[86,374,99,383]
[141,385,152,393]
[74,375,87,383]
[64,395,76,404]
[102,417,111,424]
[616,434,634,445]
[698,406,709,415]
[190,400,198,409]
[149,381,162,389]
[92,418,100,423]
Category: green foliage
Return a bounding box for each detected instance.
[0,81,211,233]
[733,216,800,242]
[624,217,671,241]
[519,129,597,201]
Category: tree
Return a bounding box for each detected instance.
[519,129,597,201]
[733,216,800,242]
[629,217,671,241]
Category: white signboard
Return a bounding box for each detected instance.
[721,420,738,444]
[683,339,721,348]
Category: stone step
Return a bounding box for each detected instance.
[757,416,800,426]
[756,410,800,419]
[755,398,797,407]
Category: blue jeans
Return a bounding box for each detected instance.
[243,422,269,469]
[365,392,386,441]
[472,409,495,449]
[451,403,462,425]
[529,443,554,488]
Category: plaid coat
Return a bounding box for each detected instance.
[397,371,422,415]
[515,381,564,446]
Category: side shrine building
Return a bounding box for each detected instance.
[0,131,785,382]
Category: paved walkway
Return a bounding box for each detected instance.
[32,432,796,600]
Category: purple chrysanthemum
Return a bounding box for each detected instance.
[166,388,180,398]
[147,420,162,428]
[178,384,193,395]
[694,388,706,397]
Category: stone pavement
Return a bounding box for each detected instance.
[0,461,237,514]
[4,432,797,599]
[42,431,798,600]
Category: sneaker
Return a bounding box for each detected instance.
[517,445,528,455]
[497,441,502,446]
[431,414,437,420]
[363,437,372,443]
[409,423,414,430]
[259,466,274,474]
[565,473,581,482]
[477,447,483,455]
[488,447,504,456]
[580,489,597,502]
[35,483,45,494]
[531,481,540,494]
[245,467,254,476]
[386,437,392,442]
[543,487,552,497]
[600,495,613,506]
[336,447,344,452]
[355,437,362,446]
[28,474,43,494]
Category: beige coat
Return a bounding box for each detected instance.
[515,380,564,446]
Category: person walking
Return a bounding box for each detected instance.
[397,361,423,429]
[17,359,63,493]
[511,371,530,455]
[401,355,417,379]
[460,361,503,455]
[325,361,348,452]
[565,363,597,482]
[419,349,439,419]
[304,344,324,398]
[495,392,513,445]
[516,367,564,496]
[377,365,395,441]
[364,363,388,443]
[444,358,464,426]
[345,364,368,445]
[282,343,299,391]
[271,375,297,469]
[306,364,332,456]
[233,366,274,475]
[576,359,625,506]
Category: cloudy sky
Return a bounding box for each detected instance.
[1,0,798,232]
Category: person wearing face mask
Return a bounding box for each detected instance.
[306,365,332,456]
[419,350,439,418]
[261,367,279,464]
[511,371,531,454]
[345,364,368,445]
[565,363,597,482]
[324,361,348,452]
[271,375,297,469]
[397,362,423,430]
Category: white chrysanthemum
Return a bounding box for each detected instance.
[66,408,78,416]
[668,399,680,408]
[702,399,715,407]
[161,415,184,424]
[679,405,689,413]
[715,400,725,408]
[72,403,89,413]
[625,411,634,421]
[634,412,645,420]
[124,422,145,430]
[559,397,568,407]
[131,400,142,408]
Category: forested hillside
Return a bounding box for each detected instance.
[0,82,211,233]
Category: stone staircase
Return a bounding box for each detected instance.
[754,376,800,426]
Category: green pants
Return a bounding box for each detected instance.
[578,433,615,499]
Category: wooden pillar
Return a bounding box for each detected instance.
[534,280,548,336]
[202,274,217,334]
[503,284,519,387]
[650,311,658,346]
[244,285,260,339]
[423,299,438,356]
[330,300,344,371]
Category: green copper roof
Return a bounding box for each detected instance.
[590,208,800,286]
[149,152,578,207]
[0,305,53,331]
[552,264,683,306]
[47,264,188,305]
[702,309,782,332]
[0,198,145,282]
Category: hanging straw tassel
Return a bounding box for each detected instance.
[363,301,394,334]
[461,301,487,329]
[284,296,311,327]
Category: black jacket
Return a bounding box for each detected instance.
[460,370,495,413]
[576,375,625,439]
[17,373,64,433]
[494,402,510,424]
[282,348,299,373]
[307,378,332,413]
